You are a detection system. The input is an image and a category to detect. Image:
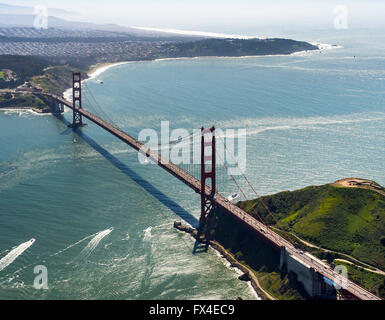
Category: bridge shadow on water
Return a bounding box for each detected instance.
[55,115,199,229]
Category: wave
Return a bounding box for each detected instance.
[121,233,130,241]
[143,227,153,242]
[0,231,112,283]
[0,109,52,117]
[214,112,385,137]
[0,239,35,272]
[136,112,385,146]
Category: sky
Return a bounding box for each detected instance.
[2,0,385,31]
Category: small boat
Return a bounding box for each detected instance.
[227,193,239,201]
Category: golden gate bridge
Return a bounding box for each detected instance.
[35,72,381,300]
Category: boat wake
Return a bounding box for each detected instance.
[76,228,114,260]
[0,239,35,272]
[216,112,385,138]
[51,233,99,257]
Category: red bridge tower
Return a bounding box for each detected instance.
[199,126,216,231]
[70,72,83,128]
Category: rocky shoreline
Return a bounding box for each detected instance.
[173,221,274,300]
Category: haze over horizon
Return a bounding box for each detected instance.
[1,0,385,33]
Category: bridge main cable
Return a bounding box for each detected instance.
[43,73,381,300]
[51,92,380,300]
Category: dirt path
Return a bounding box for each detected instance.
[271,227,385,276]
[334,259,385,275]
[332,178,385,197]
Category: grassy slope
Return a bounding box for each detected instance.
[0,55,90,110]
[0,93,45,109]
[206,181,385,299]
[31,65,84,96]
[238,183,385,270]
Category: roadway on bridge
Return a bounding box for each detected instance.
[48,93,381,301]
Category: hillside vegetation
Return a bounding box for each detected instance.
[206,179,385,299]
[163,38,318,58]
[0,93,45,109]
[0,55,50,88]
[238,181,385,270]
[205,208,310,300]
[31,65,84,95]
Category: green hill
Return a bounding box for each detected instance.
[238,180,385,270]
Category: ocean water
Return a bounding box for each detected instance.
[0,29,384,300]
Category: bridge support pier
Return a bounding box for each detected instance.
[279,246,336,299]
[199,126,216,234]
[68,72,85,128]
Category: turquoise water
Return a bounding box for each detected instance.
[0,30,384,299]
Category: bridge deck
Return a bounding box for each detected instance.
[51,94,381,300]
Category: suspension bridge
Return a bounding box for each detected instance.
[34,72,381,300]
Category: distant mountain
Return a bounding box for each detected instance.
[0,14,35,27]
[0,2,200,39]
[0,13,200,39]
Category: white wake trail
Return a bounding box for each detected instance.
[0,239,35,272]
[51,233,99,257]
[77,228,114,259]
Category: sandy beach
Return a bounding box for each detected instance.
[87,62,130,80]
[85,42,339,77]
[72,41,340,90]
[63,61,130,100]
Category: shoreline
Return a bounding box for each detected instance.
[62,61,130,100]
[63,42,338,95]
[173,222,274,300]
[87,61,131,80]
[6,42,339,115]
[0,107,54,116]
[61,43,339,101]
[83,41,340,80]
